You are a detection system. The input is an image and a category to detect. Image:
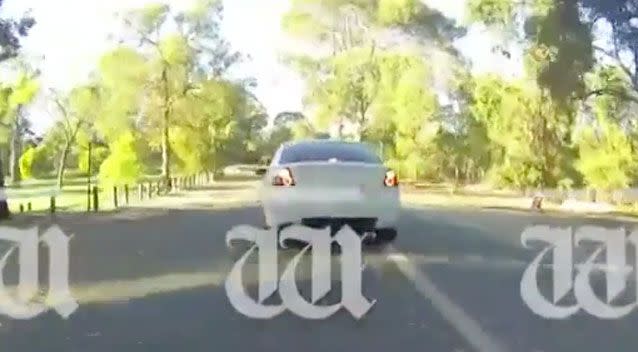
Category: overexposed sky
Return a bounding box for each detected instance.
[1,0,521,133]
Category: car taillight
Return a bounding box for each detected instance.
[384,170,398,187]
[272,168,295,186]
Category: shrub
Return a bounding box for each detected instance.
[19,147,36,179]
[98,132,143,185]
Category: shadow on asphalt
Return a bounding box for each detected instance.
[3,205,638,288]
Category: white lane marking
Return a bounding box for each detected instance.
[383,245,509,352]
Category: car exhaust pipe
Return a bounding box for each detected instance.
[362,231,377,242]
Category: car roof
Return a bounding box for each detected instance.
[282,139,369,148]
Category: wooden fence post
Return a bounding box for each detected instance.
[19,204,24,213]
[138,184,144,201]
[147,182,153,199]
[50,196,56,214]
[27,202,31,212]
[113,186,119,208]
[125,185,130,205]
[92,186,99,212]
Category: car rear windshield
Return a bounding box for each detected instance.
[279,142,382,164]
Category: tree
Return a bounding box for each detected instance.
[467,73,577,188]
[576,119,634,193]
[365,53,442,180]
[274,111,305,126]
[169,79,244,173]
[2,70,40,185]
[0,0,35,218]
[0,1,35,62]
[48,85,101,188]
[301,46,385,140]
[466,0,638,104]
[282,0,465,48]
[576,64,638,194]
[468,0,638,189]
[119,0,242,184]
[222,93,268,164]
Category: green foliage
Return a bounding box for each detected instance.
[281,11,330,40]
[0,72,40,146]
[20,145,55,179]
[159,35,191,66]
[98,132,144,185]
[377,0,420,25]
[291,120,318,140]
[7,72,39,110]
[170,79,245,172]
[467,0,515,27]
[576,120,635,191]
[127,3,170,35]
[306,47,393,137]
[468,74,575,188]
[19,147,35,179]
[382,58,439,179]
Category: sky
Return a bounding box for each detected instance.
[1,0,522,134]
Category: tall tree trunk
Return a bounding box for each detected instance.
[161,108,171,184]
[9,119,21,185]
[57,142,71,189]
[161,67,172,187]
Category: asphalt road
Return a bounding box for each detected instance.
[1,187,638,352]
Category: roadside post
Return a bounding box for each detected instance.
[0,159,9,220]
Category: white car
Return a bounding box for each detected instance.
[258,139,400,243]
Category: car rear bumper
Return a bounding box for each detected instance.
[261,188,400,229]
